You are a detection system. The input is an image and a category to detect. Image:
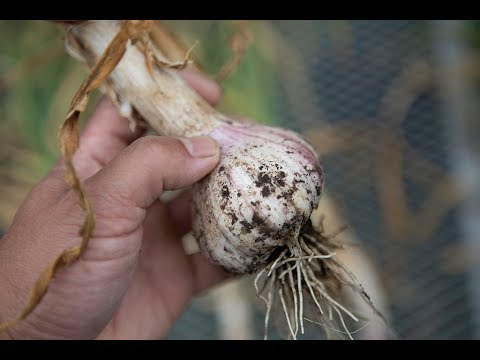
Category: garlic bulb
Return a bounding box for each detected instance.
[192,122,324,274]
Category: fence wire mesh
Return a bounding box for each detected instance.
[167,20,479,340]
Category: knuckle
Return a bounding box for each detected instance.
[129,136,183,159]
[27,176,66,206]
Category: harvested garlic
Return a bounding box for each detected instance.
[62,20,384,340]
[193,122,324,274]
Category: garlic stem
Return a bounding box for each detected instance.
[64,20,224,137]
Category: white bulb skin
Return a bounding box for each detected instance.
[192,122,324,274]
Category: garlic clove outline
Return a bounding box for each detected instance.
[192,122,324,274]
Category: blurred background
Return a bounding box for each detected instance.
[1,20,480,339]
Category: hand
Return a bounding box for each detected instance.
[0,70,229,339]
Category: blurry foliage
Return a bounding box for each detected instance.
[1,21,67,172]
[462,20,480,49]
[165,20,280,125]
[462,21,480,95]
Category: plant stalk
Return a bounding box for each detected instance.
[63,20,223,137]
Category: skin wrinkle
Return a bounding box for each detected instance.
[24,177,68,207]
[21,272,127,339]
[3,206,79,277]
[29,301,82,339]
[9,313,45,340]
[0,255,22,325]
[90,171,143,210]
[71,145,106,181]
[106,136,203,207]
[7,282,69,340]
[7,227,142,340]
[78,234,142,263]
[74,182,147,238]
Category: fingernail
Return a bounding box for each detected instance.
[180,136,219,158]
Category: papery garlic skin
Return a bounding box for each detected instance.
[192,123,325,274]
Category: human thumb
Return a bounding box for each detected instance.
[85,135,220,209]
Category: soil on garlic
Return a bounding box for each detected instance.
[255,218,384,340]
[192,123,324,275]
